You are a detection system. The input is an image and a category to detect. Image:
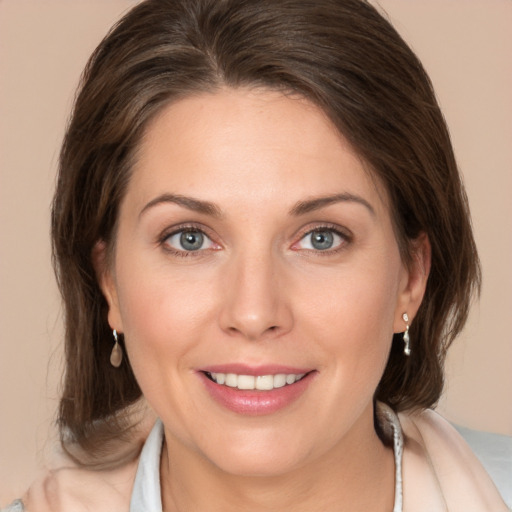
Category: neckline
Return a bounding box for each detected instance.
[129,403,404,512]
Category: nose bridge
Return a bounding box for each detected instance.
[220,245,292,340]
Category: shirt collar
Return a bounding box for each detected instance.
[130,418,164,512]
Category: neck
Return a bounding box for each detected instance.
[160,405,395,512]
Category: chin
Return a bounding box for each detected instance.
[198,430,314,478]
[214,453,303,478]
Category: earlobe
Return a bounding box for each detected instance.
[394,232,431,331]
[91,240,123,332]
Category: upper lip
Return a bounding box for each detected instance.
[199,364,313,376]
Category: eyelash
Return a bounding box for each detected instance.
[158,224,218,258]
[157,223,352,257]
[293,224,352,255]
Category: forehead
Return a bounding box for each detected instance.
[127,87,389,215]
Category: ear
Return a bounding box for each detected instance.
[92,240,124,333]
[393,232,431,332]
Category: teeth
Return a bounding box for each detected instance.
[237,375,255,390]
[256,375,273,390]
[286,374,296,385]
[273,374,287,388]
[225,373,237,387]
[209,372,305,390]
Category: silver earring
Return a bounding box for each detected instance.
[110,329,123,368]
[402,313,411,356]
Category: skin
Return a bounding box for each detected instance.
[97,88,430,511]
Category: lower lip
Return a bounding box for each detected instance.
[199,372,315,415]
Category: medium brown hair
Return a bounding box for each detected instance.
[52,0,481,459]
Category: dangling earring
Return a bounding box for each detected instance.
[110,329,123,368]
[402,313,411,356]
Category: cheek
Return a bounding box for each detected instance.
[112,262,223,426]
[113,258,217,375]
[302,251,401,379]
[310,262,399,335]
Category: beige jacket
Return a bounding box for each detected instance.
[10,409,510,511]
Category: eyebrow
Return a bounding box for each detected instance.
[139,193,223,218]
[290,193,375,217]
[139,192,375,219]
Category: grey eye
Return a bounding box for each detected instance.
[165,229,215,252]
[179,231,204,251]
[310,230,334,250]
[295,228,344,251]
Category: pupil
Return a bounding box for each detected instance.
[180,231,203,251]
[311,231,333,250]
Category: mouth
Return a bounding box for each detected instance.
[204,371,307,391]
[199,367,315,415]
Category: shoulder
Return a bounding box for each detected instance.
[18,457,138,512]
[399,408,510,511]
[15,407,157,511]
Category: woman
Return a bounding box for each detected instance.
[4,0,509,510]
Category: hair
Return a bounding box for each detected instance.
[52,0,481,462]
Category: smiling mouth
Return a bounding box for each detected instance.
[204,372,307,391]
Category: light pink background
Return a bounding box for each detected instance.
[1,0,511,501]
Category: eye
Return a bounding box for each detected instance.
[164,229,216,252]
[295,228,346,251]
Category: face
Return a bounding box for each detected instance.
[99,88,427,477]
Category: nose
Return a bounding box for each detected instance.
[219,249,294,341]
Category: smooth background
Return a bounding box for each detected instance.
[1,0,511,501]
